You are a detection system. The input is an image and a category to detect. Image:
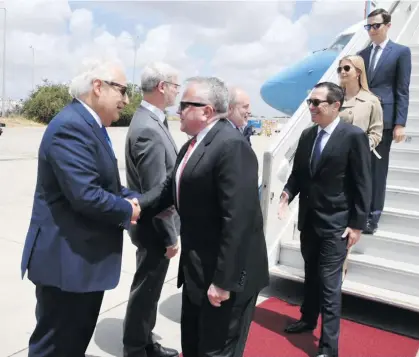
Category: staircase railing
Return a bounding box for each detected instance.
[259,0,416,267]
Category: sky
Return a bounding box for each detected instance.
[0,0,368,117]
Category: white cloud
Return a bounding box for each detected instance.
[69,8,94,39]
[0,0,367,116]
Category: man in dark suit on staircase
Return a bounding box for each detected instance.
[278,82,372,357]
[358,8,411,234]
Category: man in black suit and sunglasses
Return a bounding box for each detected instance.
[278,82,371,357]
[358,8,411,234]
[138,76,269,357]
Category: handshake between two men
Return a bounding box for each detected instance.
[124,197,179,259]
[126,197,141,224]
[123,192,229,307]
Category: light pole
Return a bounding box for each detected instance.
[131,35,140,89]
[29,45,35,91]
[0,7,6,117]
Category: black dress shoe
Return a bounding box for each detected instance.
[284,320,316,333]
[146,343,179,357]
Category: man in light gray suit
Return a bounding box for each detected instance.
[123,62,181,357]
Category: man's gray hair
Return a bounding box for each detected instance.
[186,76,229,114]
[68,58,125,98]
[141,62,179,93]
[228,86,241,106]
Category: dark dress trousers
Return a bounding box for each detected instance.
[358,40,411,224]
[21,99,140,357]
[123,105,180,357]
[284,119,371,357]
[139,119,269,357]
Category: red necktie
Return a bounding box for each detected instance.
[177,137,197,204]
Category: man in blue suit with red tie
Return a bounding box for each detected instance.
[21,59,141,357]
[358,8,411,233]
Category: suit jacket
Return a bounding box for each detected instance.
[139,119,269,303]
[243,124,253,145]
[358,40,411,129]
[21,99,140,293]
[284,119,372,236]
[125,105,180,250]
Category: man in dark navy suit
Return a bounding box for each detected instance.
[279,82,371,357]
[20,59,141,357]
[359,8,412,233]
[243,123,254,146]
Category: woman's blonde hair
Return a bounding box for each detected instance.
[339,55,370,93]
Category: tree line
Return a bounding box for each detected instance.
[21,79,143,126]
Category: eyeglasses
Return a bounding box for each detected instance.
[306,98,330,107]
[364,22,387,31]
[179,101,208,112]
[164,81,181,88]
[104,80,128,96]
[337,65,352,73]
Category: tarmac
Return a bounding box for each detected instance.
[0,121,417,357]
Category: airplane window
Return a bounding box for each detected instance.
[328,34,353,51]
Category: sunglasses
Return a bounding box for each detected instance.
[179,101,208,112]
[306,98,330,107]
[104,80,128,96]
[337,65,352,73]
[364,22,387,31]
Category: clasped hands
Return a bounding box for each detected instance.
[125,197,141,224]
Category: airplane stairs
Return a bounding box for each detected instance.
[260,1,419,312]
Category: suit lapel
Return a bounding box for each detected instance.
[141,106,178,154]
[370,41,393,83]
[361,46,373,86]
[313,120,345,175]
[304,126,318,177]
[146,110,178,154]
[363,46,372,72]
[175,120,226,206]
[71,99,117,164]
[172,141,190,210]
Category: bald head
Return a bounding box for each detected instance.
[228,87,250,128]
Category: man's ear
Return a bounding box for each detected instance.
[204,105,213,119]
[92,79,102,96]
[157,81,165,94]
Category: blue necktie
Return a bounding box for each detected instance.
[368,45,380,79]
[101,126,114,153]
[311,129,326,173]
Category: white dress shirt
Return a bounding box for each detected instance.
[77,98,102,128]
[313,116,341,156]
[141,99,166,124]
[175,120,219,205]
[370,37,389,70]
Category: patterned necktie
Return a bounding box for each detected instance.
[368,45,380,79]
[311,129,326,173]
[177,137,197,204]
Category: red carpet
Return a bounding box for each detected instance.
[243,297,419,357]
[180,297,419,357]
